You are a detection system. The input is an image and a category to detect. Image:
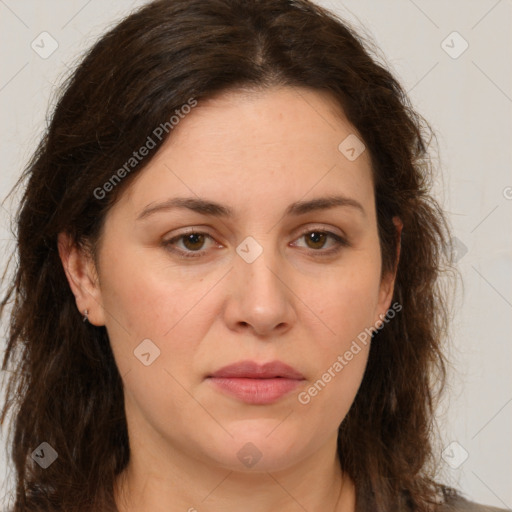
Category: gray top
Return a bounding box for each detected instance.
[439,494,511,511]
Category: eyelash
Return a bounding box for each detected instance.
[162,228,349,259]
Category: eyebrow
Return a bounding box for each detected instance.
[136,194,366,221]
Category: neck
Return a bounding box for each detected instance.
[114,433,355,512]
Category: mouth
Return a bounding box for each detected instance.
[206,360,306,405]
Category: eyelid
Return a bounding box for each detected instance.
[294,224,346,240]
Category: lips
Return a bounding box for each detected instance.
[207,360,305,405]
[208,360,305,379]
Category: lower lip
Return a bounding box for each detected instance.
[207,377,304,405]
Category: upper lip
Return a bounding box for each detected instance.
[208,360,305,379]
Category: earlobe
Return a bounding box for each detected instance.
[57,232,105,326]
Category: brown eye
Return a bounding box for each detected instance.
[181,233,207,251]
[304,231,328,250]
[163,231,215,258]
[293,229,349,256]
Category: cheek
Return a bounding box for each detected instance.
[301,260,382,348]
[288,257,380,417]
[100,250,222,383]
[102,262,211,440]
[294,329,370,443]
[101,243,192,333]
[98,256,178,371]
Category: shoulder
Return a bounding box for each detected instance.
[437,493,511,512]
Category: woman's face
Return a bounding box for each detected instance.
[65,86,398,474]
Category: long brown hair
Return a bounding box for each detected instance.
[1,0,458,510]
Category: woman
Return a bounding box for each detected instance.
[0,0,507,511]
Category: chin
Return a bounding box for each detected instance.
[203,423,312,473]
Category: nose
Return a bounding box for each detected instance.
[223,238,296,338]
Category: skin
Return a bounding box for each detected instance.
[58,86,401,512]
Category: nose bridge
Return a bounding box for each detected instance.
[229,233,292,332]
[236,234,281,295]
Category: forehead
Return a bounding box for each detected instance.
[116,86,374,219]
[167,86,365,160]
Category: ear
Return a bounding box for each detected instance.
[374,216,402,327]
[57,232,106,326]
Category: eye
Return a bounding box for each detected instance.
[163,230,216,258]
[292,228,349,256]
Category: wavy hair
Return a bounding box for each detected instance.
[1,0,457,510]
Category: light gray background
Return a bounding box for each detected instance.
[0,0,511,509]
